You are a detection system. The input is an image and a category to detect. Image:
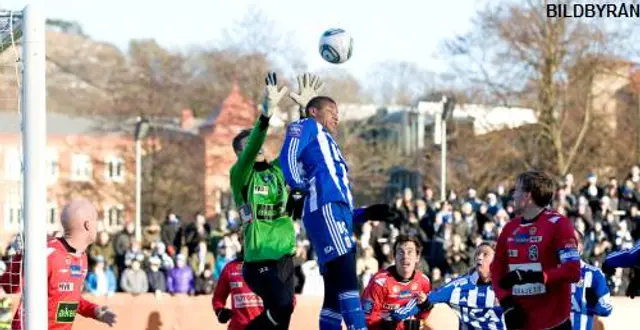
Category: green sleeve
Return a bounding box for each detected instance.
[230,115,270,204]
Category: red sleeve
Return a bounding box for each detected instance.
[362,275,387,330]
[78,297,99,319]
[212,263,231,312]
[416,274,432,320]
[544,215,580,285]
[491,223,511,301]
[0,254,22,294]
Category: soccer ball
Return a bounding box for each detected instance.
[319,28,353,64]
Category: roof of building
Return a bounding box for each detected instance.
[0,111,206,137]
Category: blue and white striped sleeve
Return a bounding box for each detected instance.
[427,279,460,305]
[603,242,640,269]
[278,119,317,192]
[589,269,613,317]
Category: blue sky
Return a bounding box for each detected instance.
[3,0,477,80]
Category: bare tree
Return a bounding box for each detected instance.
[443,0,639,176]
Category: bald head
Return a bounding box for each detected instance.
[60,199,98,247]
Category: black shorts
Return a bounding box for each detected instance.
[243,255,295,309]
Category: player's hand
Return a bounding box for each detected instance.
[289,73,325,118]
[500,296,526,330]
[261,72,288,119]
[363,204,404,226]
[95,306,117,327]
[286,188,305,220]
[216,308,233,323]
[585,287,598,308]
[626,267,640,299]
[499,269,545,289]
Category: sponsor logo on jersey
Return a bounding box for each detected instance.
[514,233,529,244]
[254,185,269,195]
[287,123,302,137]
[529,236,543,243]
[398,289,413,299]
[230,281,243,289]
[528,245,539,261]
[69,264,83,277]
[55,301,78,323]
[58,282,74,292]
[508,249,518,258]
[233,293,263,308]
[383,303,400,310]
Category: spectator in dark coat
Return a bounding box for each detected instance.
[161,211,182,257]
[147,256,167,294]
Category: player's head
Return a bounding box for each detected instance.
[232,128,265,161]
[306,96,338,135]
[60,199,99,247]
[474,241,496,282]
[393,235,422,279]
[513,170,555,214]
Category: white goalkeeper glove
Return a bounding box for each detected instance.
[260,72,288,119]
[289,73,325,118]
[95,306,117,327]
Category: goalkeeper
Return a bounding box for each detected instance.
[230,72,296,330]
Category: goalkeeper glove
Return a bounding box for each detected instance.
[356,204,404,227]
[499,269,545,289]
[289,73,325,118]
[286,188,305,220]
[500,296,526,330]
[261,72,287,119]
[216,308,233,323]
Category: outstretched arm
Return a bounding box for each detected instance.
[603,242,640,271]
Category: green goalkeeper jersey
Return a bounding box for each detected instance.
[230,116,296,262]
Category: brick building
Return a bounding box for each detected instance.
[0,84,265,246]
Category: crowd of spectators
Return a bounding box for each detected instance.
[2,166,640,298]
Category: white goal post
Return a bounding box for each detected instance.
[0,4,47,330]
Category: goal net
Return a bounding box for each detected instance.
[0,5,47,330]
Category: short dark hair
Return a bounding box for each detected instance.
[517,170,555,207]
[393,235,422,255]
[305,96,336,116]
[232,129,252,153]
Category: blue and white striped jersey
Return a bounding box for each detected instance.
[279,118,354,212]
[428,271,504,330]
[570,261,612,330]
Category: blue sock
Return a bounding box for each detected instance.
[319,308,342,330]
[338,290,367,330]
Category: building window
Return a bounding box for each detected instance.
[71,154,92,181]
[47,202,58,226]
[105,156,125,182]
[4,202,22,230]
[47,148,59,184]
[3,147,21,181]
[104,205,124,229]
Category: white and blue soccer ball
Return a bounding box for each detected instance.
[319,28,353,64]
